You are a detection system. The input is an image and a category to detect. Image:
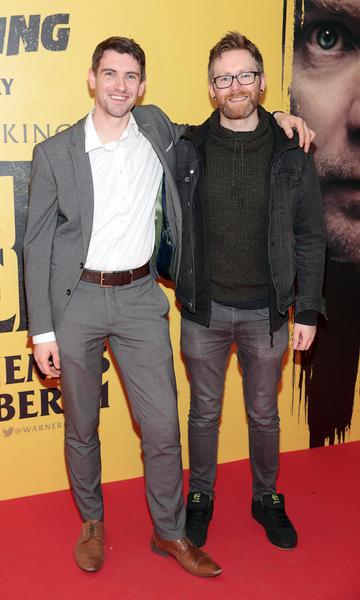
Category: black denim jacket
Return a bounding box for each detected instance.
[175,109,326,332]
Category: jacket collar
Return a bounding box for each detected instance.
[70,117,87,150]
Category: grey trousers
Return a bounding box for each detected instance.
[55,275,185,539]
[181,302,289,500]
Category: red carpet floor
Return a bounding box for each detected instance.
[1,442,359,600]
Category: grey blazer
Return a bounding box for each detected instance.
[23,105,185,336]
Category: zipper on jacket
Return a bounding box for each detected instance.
[186,156,197,312]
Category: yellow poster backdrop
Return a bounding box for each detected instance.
[1,0,359,501]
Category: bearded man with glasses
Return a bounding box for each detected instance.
[175,31,326,551]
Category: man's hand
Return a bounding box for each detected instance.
[292,324,316,351]
[273,112,315,153]
[33,341,61,377]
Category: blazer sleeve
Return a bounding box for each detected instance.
[23,143,59,336]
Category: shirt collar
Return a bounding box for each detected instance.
[85,110,139,153]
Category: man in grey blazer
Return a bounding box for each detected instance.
[24,36,221,577]
[24,35,311,576]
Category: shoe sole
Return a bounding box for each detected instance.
[252,512,297,550]
[76,564,103,571]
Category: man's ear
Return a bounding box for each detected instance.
[88,68,96,91]
[138,80,146,99]
[259,73,266,94]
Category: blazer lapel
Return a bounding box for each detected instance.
[133,109,171,174]
[138,124,167,161]
[70,119,94,257]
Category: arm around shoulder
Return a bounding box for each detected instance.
[136,104,187,143]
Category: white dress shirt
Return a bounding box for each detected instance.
[33,111,163,344]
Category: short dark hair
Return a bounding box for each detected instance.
[91,36,146,81]
[208,31,264,80]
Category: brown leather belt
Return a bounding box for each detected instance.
[80,263,150,287]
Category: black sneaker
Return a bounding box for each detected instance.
[186,491,214,548]
[251,493,297,549]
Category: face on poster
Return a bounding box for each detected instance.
[290,0,360,264]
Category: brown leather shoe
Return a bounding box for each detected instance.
[151,530,221,577]
[74,520,104,572]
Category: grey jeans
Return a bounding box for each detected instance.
[56,274,185,539]
[181,302,289,500]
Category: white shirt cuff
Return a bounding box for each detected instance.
[32,332,56,344]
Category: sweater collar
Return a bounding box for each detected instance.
[182,107,300,156]
[208,105,270,142]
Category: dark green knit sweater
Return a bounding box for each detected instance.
[205,107,273,307]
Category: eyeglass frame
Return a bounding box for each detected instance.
[212,71,261,89]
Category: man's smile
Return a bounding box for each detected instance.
[109,94,129,101]
[227,94,248,102]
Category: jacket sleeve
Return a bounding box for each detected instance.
[293,152,326,318]
[23,143,58,336]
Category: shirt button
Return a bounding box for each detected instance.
[66,289,71,295]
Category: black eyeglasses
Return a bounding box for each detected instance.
[213,71,260,89]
